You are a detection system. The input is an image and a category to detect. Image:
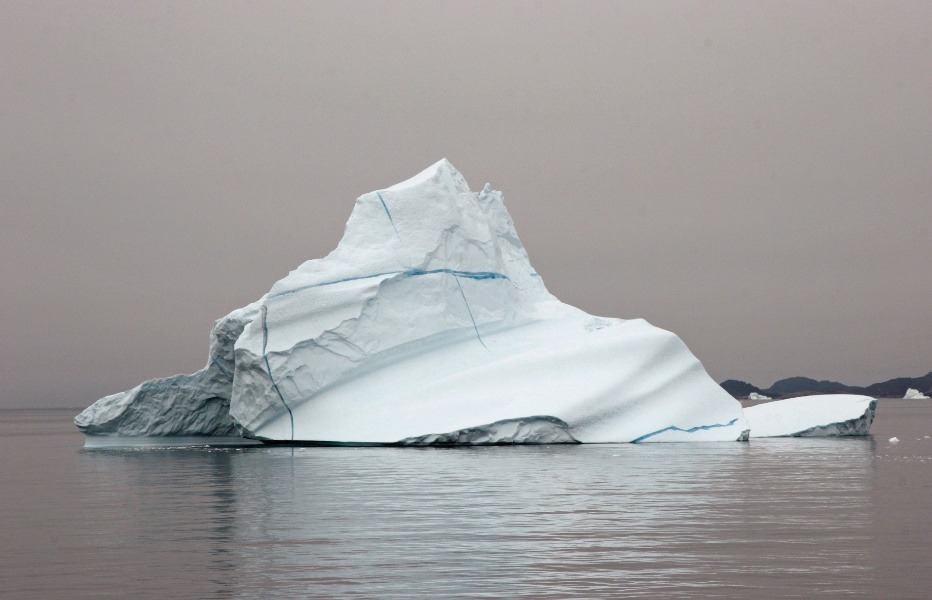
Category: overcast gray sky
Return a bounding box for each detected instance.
[2,1,929,409]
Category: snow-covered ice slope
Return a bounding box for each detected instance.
[230,159,748,443]
[743,395,876,437]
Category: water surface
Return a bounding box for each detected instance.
[1,400,929,598]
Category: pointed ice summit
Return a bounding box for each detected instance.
[75,160,873,446]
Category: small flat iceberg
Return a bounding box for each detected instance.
[743,395,876,438]
[747,392,772,401]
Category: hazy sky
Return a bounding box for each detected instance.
[2,1,930,409]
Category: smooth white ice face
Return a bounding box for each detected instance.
[743,395,876,438]
[231,159,748,444]
[252,317,748,444]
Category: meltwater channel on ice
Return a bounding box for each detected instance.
[75,160,876,447]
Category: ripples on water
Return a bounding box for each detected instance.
[1,402,930,599]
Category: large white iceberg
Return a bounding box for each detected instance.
[78,159,870,445]
[904,388,929,399]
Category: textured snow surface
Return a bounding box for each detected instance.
[77,159,749,444]
[904,388,929,399]
[75,302,260,437]
[398,416,579,446]
[743,395,876,438]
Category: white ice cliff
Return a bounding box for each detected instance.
[76,159,872,445]
[743,395,876,437]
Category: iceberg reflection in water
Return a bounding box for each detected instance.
[8,404,932,598]
[70,440,879,597]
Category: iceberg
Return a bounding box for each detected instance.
[747,392,772,401]
[903,388,929,399]
[78,159,759,445]
[743,395,876,437]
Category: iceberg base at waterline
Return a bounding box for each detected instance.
[74,159,873,447]
[249,316,750,445]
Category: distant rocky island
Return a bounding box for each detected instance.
[721,371,932,399]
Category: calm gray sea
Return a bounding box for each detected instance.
[1,400,930,599]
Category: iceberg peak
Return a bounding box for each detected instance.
[384,158,456,192]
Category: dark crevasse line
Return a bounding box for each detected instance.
[401,268,509,281]
[375,191,410,271]
[268,268,509,300]
[376,191,403,241]
[261,305,294,441]
[630,418,740,443]
[268,270,404,299]
[210,355,233,381]
[451,273,487,348]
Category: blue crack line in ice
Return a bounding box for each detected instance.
[451,273,487,348]
[630,418,740,443]
[376,192,402,241]
[268,270,403,299]
[268,269,509,300]
[264,269,509,391]
[210,355,233,381]
[261,305,294,441]
[400,268,509,281]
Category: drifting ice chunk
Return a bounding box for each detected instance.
[77,159,750,445]
[904,388,929,399]
[748,392,772,400]
[743,395,876,437]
